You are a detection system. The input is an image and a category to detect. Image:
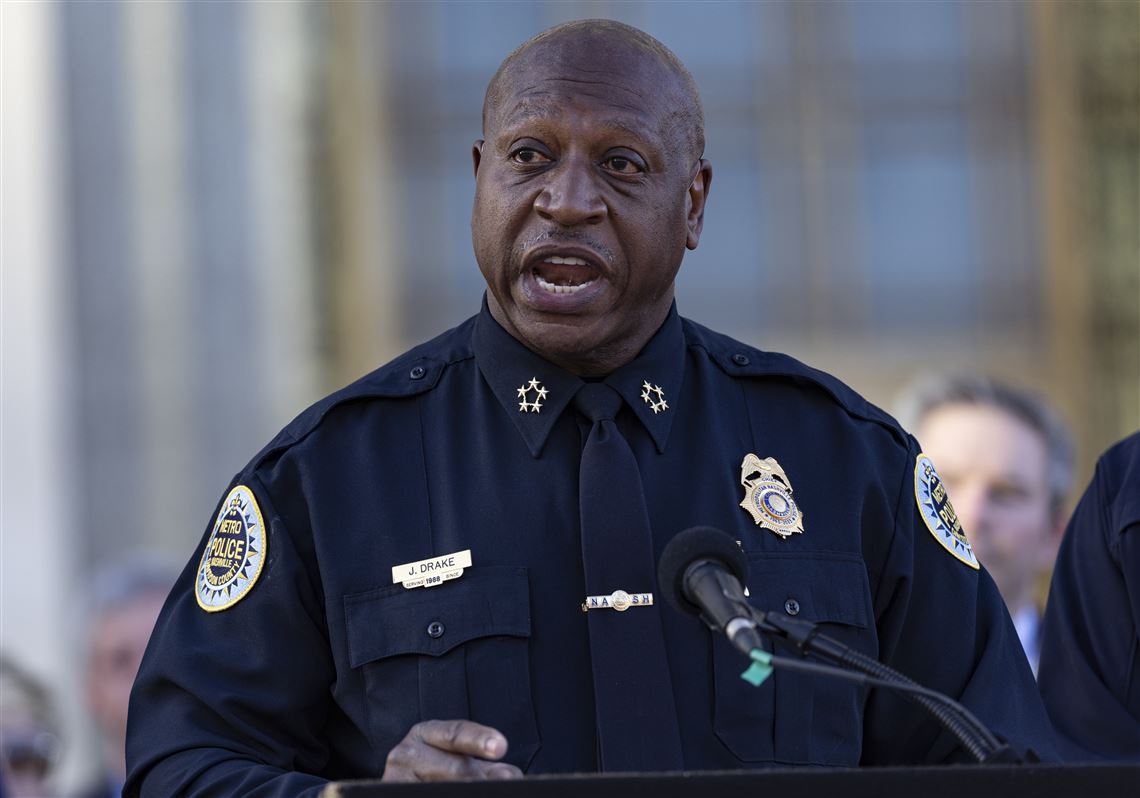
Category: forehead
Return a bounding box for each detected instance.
[920,403,1049,481]
[491,37,680,137]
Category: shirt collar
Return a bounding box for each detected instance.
[473,297,685,457]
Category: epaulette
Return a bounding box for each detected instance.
[681,317,910,449]
[247,316,478,471]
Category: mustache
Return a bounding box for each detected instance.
[515,230,617,269]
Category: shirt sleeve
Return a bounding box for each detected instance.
[1037,442,1140,760]
[861,437,1058,764]
[124,471,339,797]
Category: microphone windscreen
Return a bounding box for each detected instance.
[657,526,749,615]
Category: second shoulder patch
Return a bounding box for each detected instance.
[914,454,979,569]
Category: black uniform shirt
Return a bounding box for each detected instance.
[1038,430,1140,760]
[125,302,1056,796]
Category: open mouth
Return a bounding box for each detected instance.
[531,255,599,295]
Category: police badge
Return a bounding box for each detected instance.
[739,453,804,539]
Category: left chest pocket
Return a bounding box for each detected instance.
[713,552,874,766]
[344,567,540,771]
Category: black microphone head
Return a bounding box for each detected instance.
[658,526,750,616]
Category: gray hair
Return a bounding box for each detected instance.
[88,555,179,619]
[0,653,60,772]
[895,374,1075,516]
[0,654,56,730]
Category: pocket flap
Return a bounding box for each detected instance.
[746,553,870,629]
[344,567,530,667]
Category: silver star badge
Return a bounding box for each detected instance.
[640,380,669,414]
[517,377,548,413]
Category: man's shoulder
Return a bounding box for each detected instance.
[1091,430,1140,546]
[1098,430,1140,488]
[247,316,478,471]
[680,316,910,448]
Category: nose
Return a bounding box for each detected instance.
[533,157,607,227]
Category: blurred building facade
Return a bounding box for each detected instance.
[2,0,1137,790]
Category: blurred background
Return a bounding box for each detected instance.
[2,0,1137,791]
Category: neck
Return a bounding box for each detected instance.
[487,297,672,377]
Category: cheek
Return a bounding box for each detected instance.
[981,510,1051,559]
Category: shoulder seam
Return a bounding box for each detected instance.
[682,321,909,450]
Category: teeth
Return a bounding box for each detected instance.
[544,255,588,266]
[536,273,595,294]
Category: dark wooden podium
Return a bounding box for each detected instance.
[322,763,1138,798]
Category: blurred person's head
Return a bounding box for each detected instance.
[0,655,59,797]
[84,558,176,784]
[896,375,1074,615]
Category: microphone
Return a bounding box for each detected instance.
[657,526,764,655]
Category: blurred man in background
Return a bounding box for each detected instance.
[0,654,59,798]
[79,561,176,798]
[896,374,1075,674]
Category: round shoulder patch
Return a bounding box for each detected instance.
[914,453,979,569]
[196,485,268,611]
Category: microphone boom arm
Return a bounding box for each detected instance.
[747,606,1017,763]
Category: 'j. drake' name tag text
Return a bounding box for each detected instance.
[391,549,472,589]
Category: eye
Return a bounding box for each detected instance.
[602,155,642,175]
[509,147,551,165]
[989,483,1031,505]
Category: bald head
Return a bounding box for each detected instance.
[483,20,705,163]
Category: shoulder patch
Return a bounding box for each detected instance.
[196,485,268,611]
[914,454,979,569]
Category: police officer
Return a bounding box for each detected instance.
[125,20,1055,795]
[1038,431,1140,759]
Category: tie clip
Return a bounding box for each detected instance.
[581,589,654,613]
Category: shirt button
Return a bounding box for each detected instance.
[427,620,445,639]
[409,366,426,380]
[732,353,750,366]
[784,598,801,616]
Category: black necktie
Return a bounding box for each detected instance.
[574,383,684,772]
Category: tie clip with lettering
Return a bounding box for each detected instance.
[392,549,472,589]
[581,589,653,613]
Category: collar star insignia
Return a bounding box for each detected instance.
[640,380,669,414]
[517,377,548,413]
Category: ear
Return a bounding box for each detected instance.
[472,140,484,179]
[685,159,713,250]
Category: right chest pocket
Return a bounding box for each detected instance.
[713,552,874,766]
[344,566,541,771]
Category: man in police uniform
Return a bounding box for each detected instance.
[125,20,1055,794]
[1038,431,1140,759]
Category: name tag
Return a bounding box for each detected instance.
[391,549,472,589]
